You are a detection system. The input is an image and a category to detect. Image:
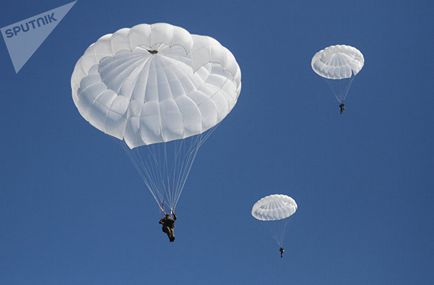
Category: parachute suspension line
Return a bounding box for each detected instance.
[170,139,183,210]
[172,133,203,210]
[138,144,166,206]
[170,138,184,212]
[324,76,355,104]
[340,76,355,103]
[278,219,289,247]
[137,145,166,209]
[270,219,289,248]
[168,138,181,212]
[172,126,218,209]
[162,142,172,208]
[142,145,164,206]
[156,137,190,213]
[269,221,283,248]
[121,143,165,213]
[172,136,201,209]
[156,142,173,213]
[121,127,217,214]
[172,137,192,210]
[198,124,218,148]
[139,142,171,213]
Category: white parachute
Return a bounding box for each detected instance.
[311,44,364,111]
[252,194,297,248]
[252,194,297,221]
[72,23,241,214]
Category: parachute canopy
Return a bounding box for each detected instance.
[311,44,364,80]
[71,23,241,149]
[71,23,242,214]
[251,194,297,221]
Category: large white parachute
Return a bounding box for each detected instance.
[311,44,364,108]
[72,23,241,213]
[72,23,241,149]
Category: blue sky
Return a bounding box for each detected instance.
[0,0,433,284]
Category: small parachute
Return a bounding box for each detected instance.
[311,44,364,113]
[71,23,241,215]
[251,194,297,253]
[252,194,297,221]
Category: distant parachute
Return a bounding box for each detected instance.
[252,194,297,252]
[311,44,364,113]
[72,23,241,215]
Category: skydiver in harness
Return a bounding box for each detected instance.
[159,212,177,242]
[279,247,285,258]
[339,103,345,114]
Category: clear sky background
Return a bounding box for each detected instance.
[0,0,433,284]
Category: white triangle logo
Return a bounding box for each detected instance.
[1,1,77,73]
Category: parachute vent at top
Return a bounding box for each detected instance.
[251,194,297,221]
[71,23,242,149]
[311,45,364,80]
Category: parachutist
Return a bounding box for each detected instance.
[72,24,240,225]
[339,103,345,114]
[159,213,176,242]
[312,45,363,113]
[252,195,297,256]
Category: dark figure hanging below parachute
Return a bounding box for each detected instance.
[159,213,176,242]
[279,247,285,258]
[339,103,345,114]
